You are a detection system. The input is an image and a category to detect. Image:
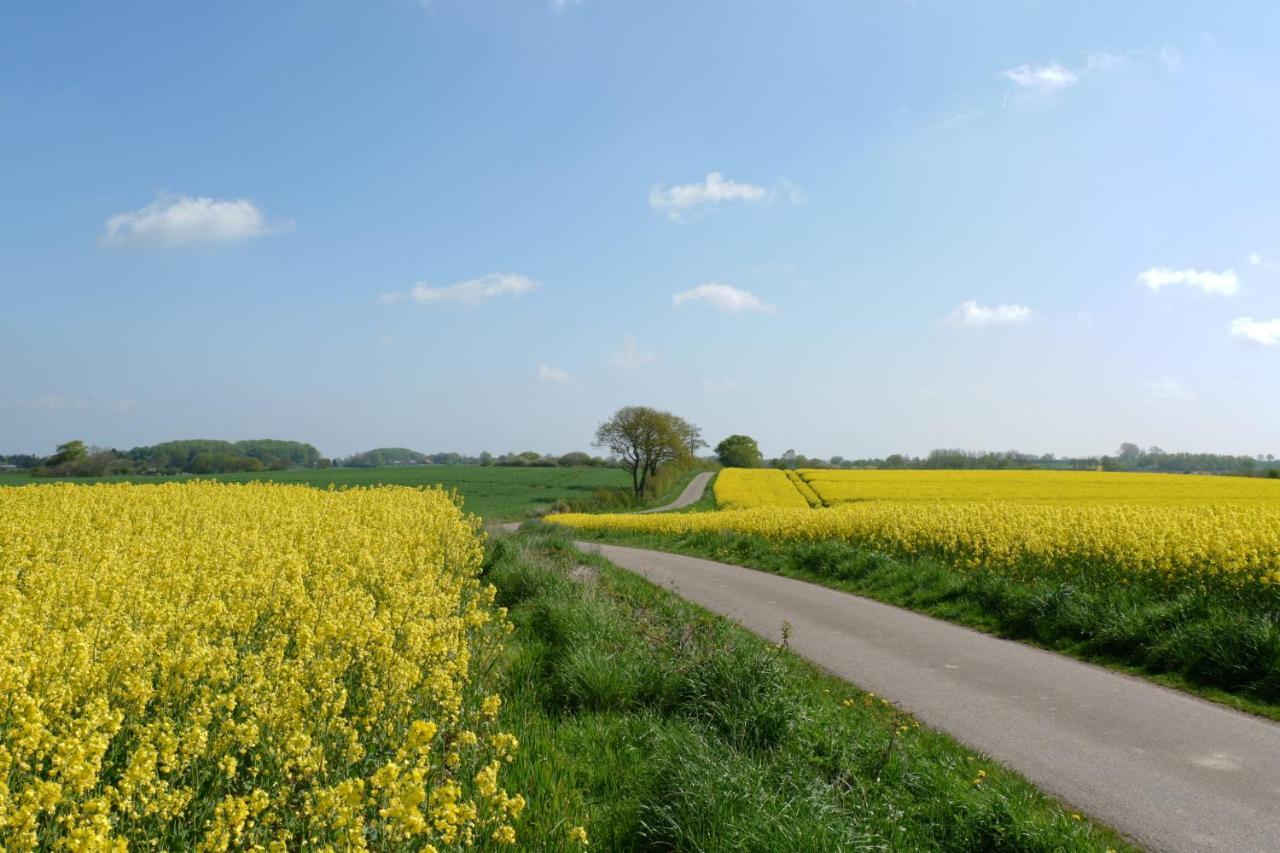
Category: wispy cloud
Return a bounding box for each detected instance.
[672,283,775,314]
[1230,317,1280,346]
[1002,63,1079,94]
[381,273,538,306]
[778,179,807,205]
[538,364,571,382]
[1137,267,1238,295]
[1001,46,1180,104]
[942,108,982,129]
[100,194,288,248]
[608,335,657,369]
[1248,251,1280,272]
[1142,378,1194,401]
[649,172,771,220]
[945,300,1034,327]
[550,0,586,11]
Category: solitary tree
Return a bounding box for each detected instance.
[714,434,763,468]
[594,406,699,496]
[48,440,88,467]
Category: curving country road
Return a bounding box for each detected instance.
[570,541,1280,853]
[498,472,1280,850]
[634,470,714,513]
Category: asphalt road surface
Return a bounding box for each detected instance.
[634,470,714,513]
[571,541,1280,852]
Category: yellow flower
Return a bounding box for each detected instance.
[547,470,1280,594]
[0,482,520,851]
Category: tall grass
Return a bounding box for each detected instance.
[483,530,1130,850]
[567,527,1280,715]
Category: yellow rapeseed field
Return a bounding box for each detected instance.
[798,468,1280,506]
[713,468,809,509]
[0,482,522,852]
[549,469,1280,591]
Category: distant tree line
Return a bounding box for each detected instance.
[10,434,1278,480]
[713,439,1280,478]
[337,447,615,468]
[20,439,325,477]
[1099,443,1279,476]
[0,453,42,469]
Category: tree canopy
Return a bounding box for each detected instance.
[127,440,321,473]
[715,434,763,468]
[340,447,430,468]
[594,406,701,496]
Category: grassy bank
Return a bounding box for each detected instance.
[558,526,1280,720]
[484,529,1130,850]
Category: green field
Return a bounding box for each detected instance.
[0,465,632,520]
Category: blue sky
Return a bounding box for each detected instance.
[2,1,1278,459]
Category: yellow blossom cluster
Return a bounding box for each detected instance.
[0,482,523,851]
[549,470,1280,591]
[713,468,810,509]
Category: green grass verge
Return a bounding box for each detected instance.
[559,526,1280,721]
[484,529,1132,851]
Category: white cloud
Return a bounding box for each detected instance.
[382,273,538,306]
[1250,251,1263,265]
[100,194,286,248]
[649,172,770,219]
[672,283,775,314]
[1001,46,1180,104]
[1230,317,1280,346]
[1137,267,1238,295]
[608,335,657,369]
[538,364,571,382]
[1002,63,1079,93]
[550,0,585,10]
[945,300,1034,327]
[1142,378,1194,401]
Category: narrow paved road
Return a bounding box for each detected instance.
[635,470,713,513]
[572,541,1280,853]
